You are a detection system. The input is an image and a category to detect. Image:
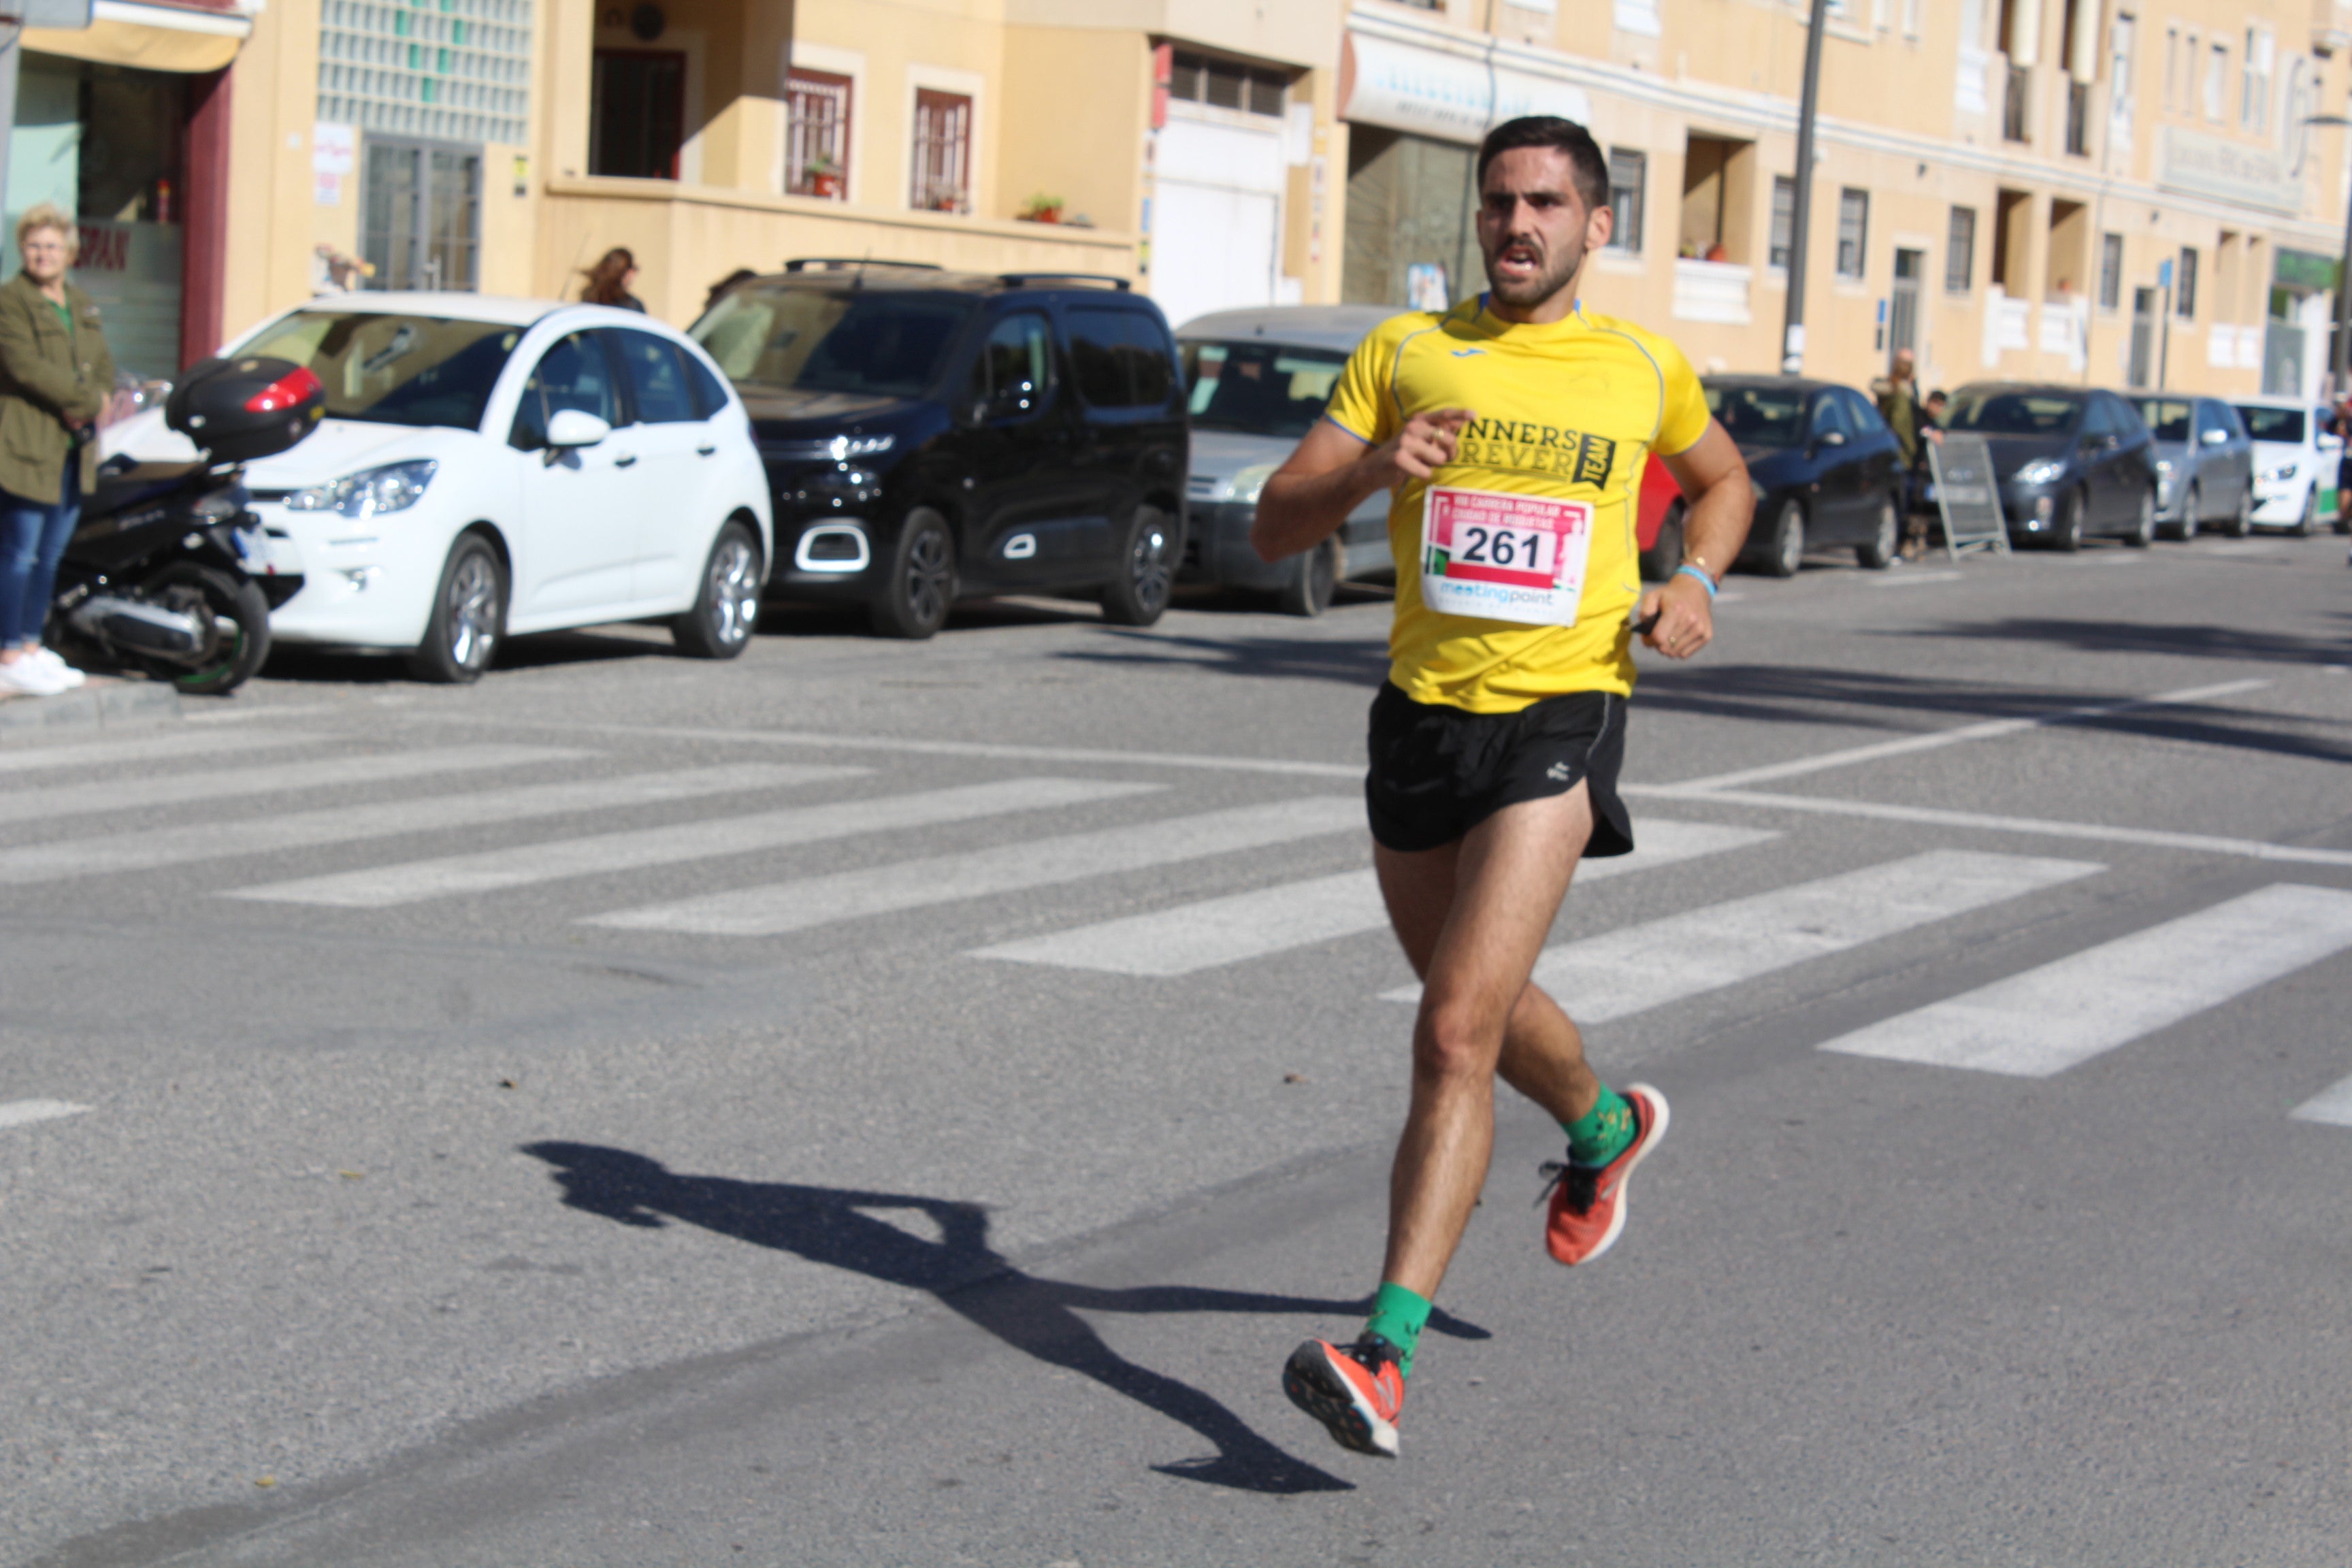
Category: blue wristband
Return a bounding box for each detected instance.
[1673,563,1718,598]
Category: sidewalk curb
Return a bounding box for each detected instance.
[0,676,183,735]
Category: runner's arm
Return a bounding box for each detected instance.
[1251,408,1473,563]
[1636,419,1749,661]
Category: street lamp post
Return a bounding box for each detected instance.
[2302,114,2352,399]
[1780,0,1832,374]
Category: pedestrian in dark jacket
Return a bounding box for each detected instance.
[0,203,114,698]
[1875,349,1929,558]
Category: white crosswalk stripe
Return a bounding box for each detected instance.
[0,1099,90,1130]
[1820,883,2352,1077]
[1382,849,2103,1012]
[0,745,585,827]
[969,819,1778,977]
[225,777,1162,908]
[0,764,860,885]
[587,796,1363,937]
[2289,1075,2352,1126]
[0,728,328,774]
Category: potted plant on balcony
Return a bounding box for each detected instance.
[1017,192,1064,224]
[804,152,844,199]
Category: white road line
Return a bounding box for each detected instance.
[0,1099,91,1130]
[0,745,586,828]
[0,764,862,885]
[227,777,1162,908]
[589,796,1363,937]
[1820,883,2352,1077]
[0,728,328,774]
[2289,1075,2352,1127]
[1630,787,2352,868]
[974,819,1778,977]
[1382,849,2098,1011]
[1868,570,1966,587]
[1652,678,2272,794]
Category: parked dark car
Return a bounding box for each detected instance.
[1706,375,1905,576]
[1942,382,2158,549]
[2126,393,2254,539]
[690,260,1188,638]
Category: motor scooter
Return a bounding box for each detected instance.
[48,355,324,696]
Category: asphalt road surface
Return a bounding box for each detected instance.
[4,534,2349,1567]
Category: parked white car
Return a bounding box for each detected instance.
[103,294,773,681]
[2229,396,2343,537]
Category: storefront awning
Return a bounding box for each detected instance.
[24,0,252,75]
[1340,29,1591,146]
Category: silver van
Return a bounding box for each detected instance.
[1175,306,1394,616]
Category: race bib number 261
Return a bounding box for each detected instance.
[1420,485,1593,627]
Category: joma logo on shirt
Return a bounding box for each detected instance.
[1456,418,1617,487]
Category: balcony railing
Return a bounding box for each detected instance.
[1670,259,1752,325]
[2004,63,2031,143]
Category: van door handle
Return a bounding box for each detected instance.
[612,453,638,468]
[696,443,717,456]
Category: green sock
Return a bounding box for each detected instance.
[1363,1280,1433,1378]
[1563,1085,1635,1166]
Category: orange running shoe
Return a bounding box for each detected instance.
[1540,1081,1670,1267]
[1282,1335,1404,1458]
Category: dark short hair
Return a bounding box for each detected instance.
[1475,116,1609,212]
[1926,388,1950,402]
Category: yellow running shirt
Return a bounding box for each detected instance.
[1324,298,1711,713]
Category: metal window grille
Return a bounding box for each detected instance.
[2065,80,2091,154]
[788,70,851,198]
[911,89,971,214]
[1605,148,1645,252]
[2098,232,2123,309]
[1836,188,1868,279]
[2176,246,2198,318]
[1770,176,1795,269]
[2003,62,2030,141]
[1166,50,1286,118]
[1946,207,1974,292]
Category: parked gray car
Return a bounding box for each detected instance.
[1175,306,1394,616]
[2127,393,2254,539]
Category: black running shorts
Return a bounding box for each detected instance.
[1364,682,1634,858]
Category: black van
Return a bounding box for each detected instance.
[690,260,1188,638]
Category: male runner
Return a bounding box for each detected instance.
[1250,116,1752,1459]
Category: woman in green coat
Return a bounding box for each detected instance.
[0,201,116,698]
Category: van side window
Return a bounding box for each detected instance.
[1064,308,1175,409]
[969,312,1055,421]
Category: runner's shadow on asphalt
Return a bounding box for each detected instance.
[523,1142,1489,1497]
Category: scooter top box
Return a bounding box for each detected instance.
[165,355,325,464]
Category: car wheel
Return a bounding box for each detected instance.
[2220,484,2252,538]
[406,533,505,684]
[2168,483,2200,542]
[1100,503,1178,627]
[1856,493,1899,570]
[2293,485,2318,538]
[2124,487,2155,547]
[2052,487,2085,553]
[868,509,955,640]
[1276,535,1341,618]
[671,520,762,659]
[1638,501,1686,583]
[1758,497,1805,578]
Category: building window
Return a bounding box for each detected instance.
[2065,80,2091,154]
[1902,0,1921,35]
[2003,62,2030,142]
[1946,205,1975,292]
[1771,175,1797,269]
[2242,27,2272,131]
[2110,14,2135,118]
[1605,148,1645,252]
[591,51,685,179]
[1166,50,1286,117]
[2163,29,2182,113]
[787,69,851,199]
[2204,42,2227,121]
[910,88,971,214]
[2098,231,2123,309]
[1835,187,1867,279]
[2176,246,2198,317]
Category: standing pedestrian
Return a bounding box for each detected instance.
[1876,348,1929,559]
[0,203,114,699]
[1250,115,1752,1460]
[579,247,647,312]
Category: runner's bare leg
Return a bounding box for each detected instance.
[1373,785,1600,1298]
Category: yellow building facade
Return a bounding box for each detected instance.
[29,0,2352,405]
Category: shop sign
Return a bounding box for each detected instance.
[2274,248,2338,293]
[2156,125,2304,216]
[1342,31,1590,147]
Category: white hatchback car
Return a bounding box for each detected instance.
[103,294,773,681]
[2229,396,2344,537]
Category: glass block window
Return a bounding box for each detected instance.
[318,0,534,148]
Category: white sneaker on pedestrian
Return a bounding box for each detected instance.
[0,657,71,697]
[29,647,85,687]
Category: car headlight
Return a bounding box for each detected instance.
[2013,457,2066,485]
[285,459,439,518]
[1228,461,1281,506]
[2264,461,2300,484]
[826,434,894,461]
